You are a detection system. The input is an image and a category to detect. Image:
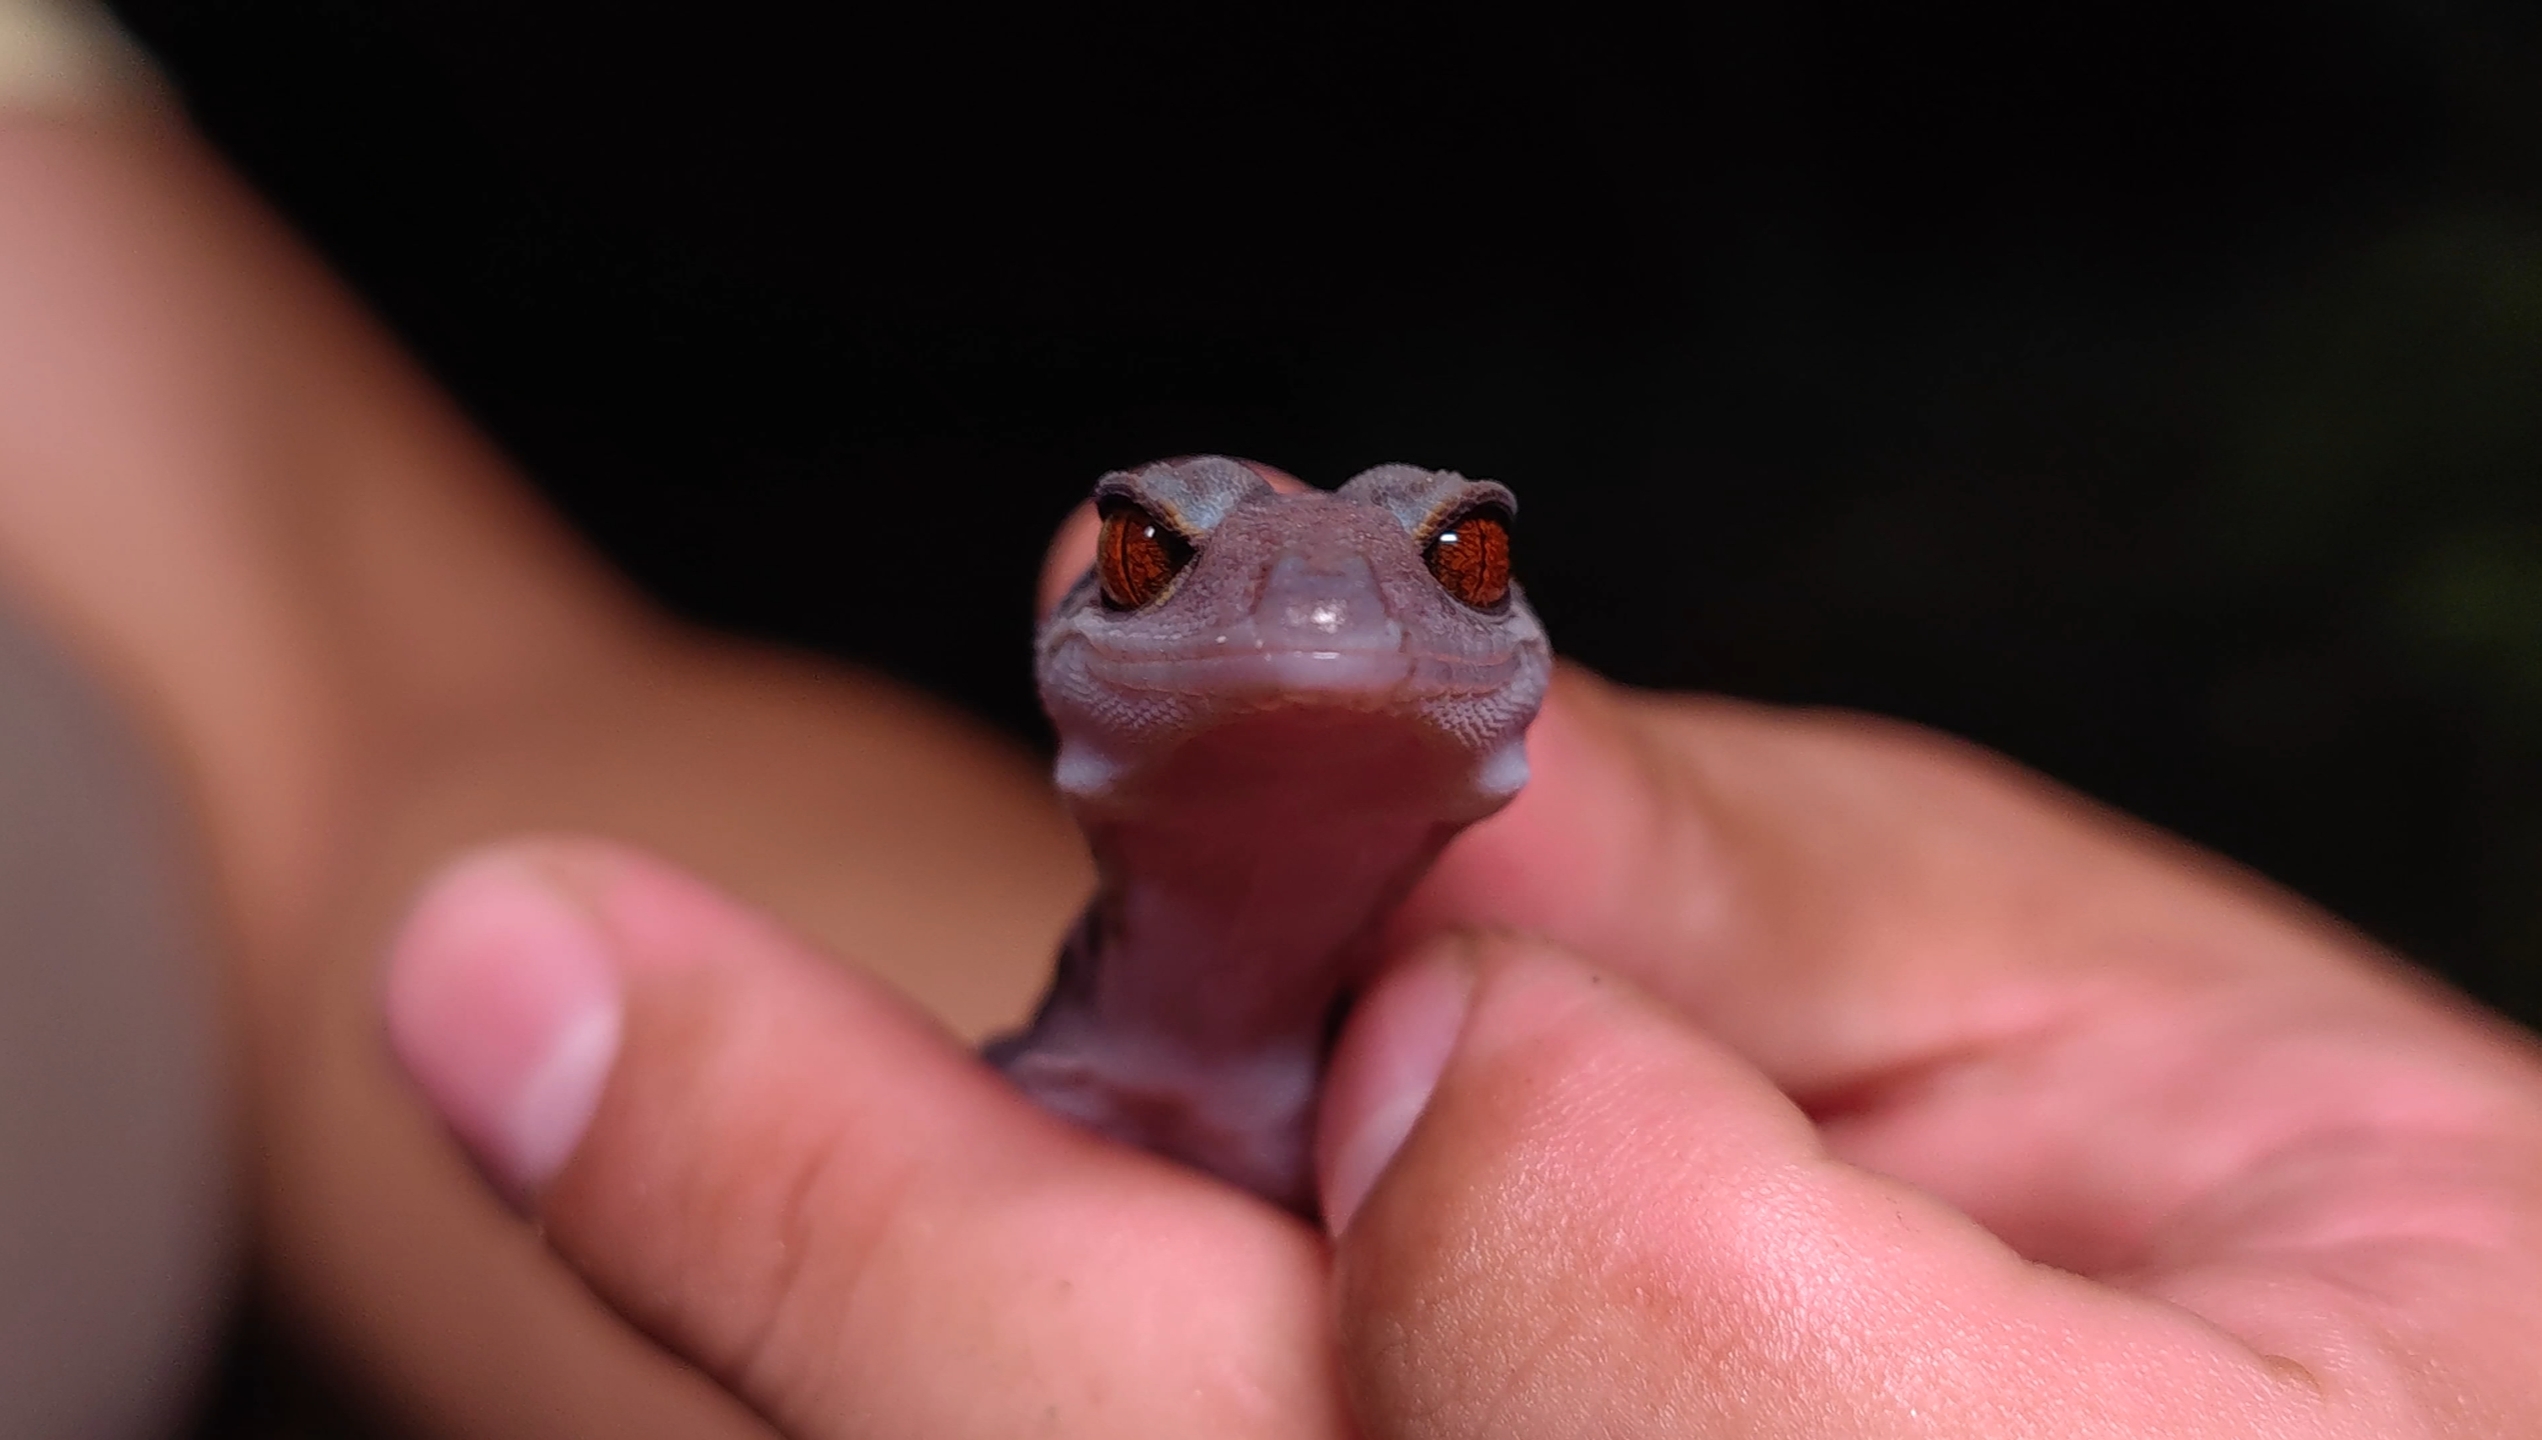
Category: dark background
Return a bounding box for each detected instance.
[99,2,2541,1431]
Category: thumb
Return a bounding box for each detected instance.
[1314,935,2325,1439]
[383,840,1347,1439]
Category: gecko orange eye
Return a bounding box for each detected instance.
[1096,501,1194,610]
[1424,507,1512,611]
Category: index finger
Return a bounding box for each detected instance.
[1390,669,2542,1273]
[1398,666,2421,1089]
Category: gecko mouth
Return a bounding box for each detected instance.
[1076,641,1523,700]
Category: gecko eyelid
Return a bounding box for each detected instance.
[1096,500,1195,610]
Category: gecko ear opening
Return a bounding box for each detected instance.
[1424,506,1513,611]
[1096,500,1195,611]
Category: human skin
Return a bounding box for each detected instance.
[0,105,1086,1437]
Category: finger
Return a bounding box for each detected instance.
[385,840,1349,1440]
[1037,499,1102,618]
[1398,664,2359,1087]
[1037,458,1311,615]
[1395,671,2542,1305]
[1319,934,2388,1439]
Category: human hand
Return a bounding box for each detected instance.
[382,662,2542,1437]
[1317,672,2542,1435]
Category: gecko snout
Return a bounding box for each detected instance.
[1254,550,1399,650]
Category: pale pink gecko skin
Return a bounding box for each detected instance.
[987,456,1552,1215]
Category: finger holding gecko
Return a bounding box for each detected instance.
[384,839,1353,1439]
[1316,679,2542,1435]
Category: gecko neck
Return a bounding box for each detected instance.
[1066,704,1500,1054]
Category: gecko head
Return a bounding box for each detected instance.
[1037,456,1553,801]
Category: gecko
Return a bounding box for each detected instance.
[987,456,1553,1215]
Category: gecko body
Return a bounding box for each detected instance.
[989,457,1551,1213]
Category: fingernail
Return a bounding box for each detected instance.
[1316,942,1475,1234]
[383,852,624,1204]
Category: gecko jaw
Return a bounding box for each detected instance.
[1072,640,1524,702]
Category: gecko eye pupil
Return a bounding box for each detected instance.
[1424,507,1512,611]
[1096,502,1193,610]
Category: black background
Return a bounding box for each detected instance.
[107,0,2542,1019]
[97,2,2542,1425]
